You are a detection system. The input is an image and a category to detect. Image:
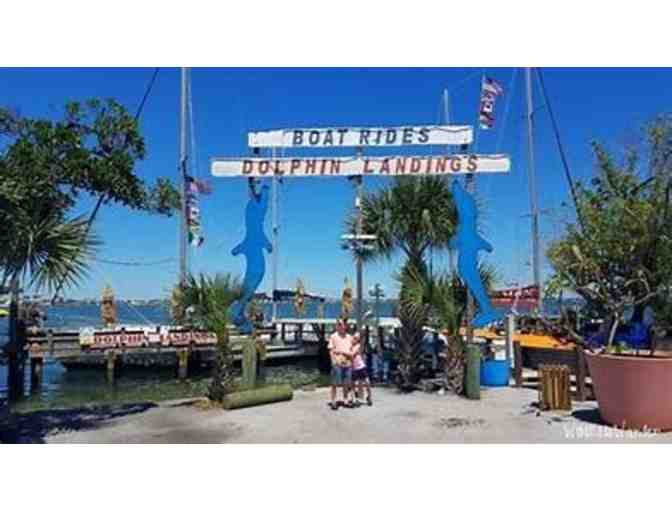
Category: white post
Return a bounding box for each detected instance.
[444,88,456,275]
[179,67,189,286]
[271,147,279,322]
[505,314,516,367]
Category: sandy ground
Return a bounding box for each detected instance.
[2,386,671,443]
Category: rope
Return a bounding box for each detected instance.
[91,256,176,267]
[482,68,519,211]
[495,68,519,153]
[536,68,585,233]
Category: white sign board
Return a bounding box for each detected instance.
[211,154,510,178]
[248,125,473,148]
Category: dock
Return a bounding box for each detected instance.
[0,317,401,398]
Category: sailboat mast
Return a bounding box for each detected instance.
[179,67,189,286]
[443,88,456,274]
[525,67,542,312]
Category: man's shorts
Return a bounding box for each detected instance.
[331,365,352,385]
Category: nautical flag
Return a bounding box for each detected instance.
[188,205,200,221]
[185,174,206,248]
[186,175,212,195]
[479,77,504,130]
[186,175,199,194]
[195,179,212,195]
[188,229,204,247]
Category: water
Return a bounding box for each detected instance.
[1,298,568,410]
[0,300,394,410]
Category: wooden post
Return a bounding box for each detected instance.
[47,329,54,357]
[254,334,267,384]
[538,365,571,411]
[29,343,44,394]
[513,341,523,387]
[575,346,587,402]
[281,322,286,342]
[7,351,24,402]
[317,324,331,374]
[106,350,117,384]
[464,344,481,400]
[241,339,257,389]
[177,348,189,381]
[7,306,27,402]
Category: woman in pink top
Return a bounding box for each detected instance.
[351,333,373,406]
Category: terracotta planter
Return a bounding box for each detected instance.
[585,351,672,431]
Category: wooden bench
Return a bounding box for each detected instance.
[513,341,592,401]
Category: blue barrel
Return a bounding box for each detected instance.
[480,359,510,387]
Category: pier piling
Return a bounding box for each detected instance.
[29,343,44,394]
[241,339,257,389]
[465,344,481,400]
[106,351,117,384]
[177,348,190,380]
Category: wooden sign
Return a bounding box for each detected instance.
[79,327,217,349]
[248,125,473,148]
[211,154,510,178]
[490,285,539,307]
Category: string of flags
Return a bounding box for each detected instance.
[479,76,504,130]
[185,175,212,248]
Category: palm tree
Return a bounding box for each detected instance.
[170,272,241,401]
[1,203,97,401]
[345,176,458,388]
[399,263,497,393]
[170,273,241,329]
[345,176,458,273]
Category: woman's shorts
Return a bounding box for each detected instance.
[352,367,369,381]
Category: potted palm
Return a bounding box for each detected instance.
[547,117,672,430]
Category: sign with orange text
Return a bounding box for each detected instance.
[211,154,510,178]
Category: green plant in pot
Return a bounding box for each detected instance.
[547,115,672,430]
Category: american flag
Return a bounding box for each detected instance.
[479,77,504,130]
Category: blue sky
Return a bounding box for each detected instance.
[3,68,672,299]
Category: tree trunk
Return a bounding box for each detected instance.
[606,312,621,350]
[7,277,26,402]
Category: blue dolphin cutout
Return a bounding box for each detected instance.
[450,180,503,328]
[230,183,272,334]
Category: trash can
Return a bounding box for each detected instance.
[480,359,510,387]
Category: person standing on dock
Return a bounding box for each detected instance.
[327,318,355,410]
[351,332,373,406]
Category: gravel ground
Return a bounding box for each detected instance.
[3,386,671,443]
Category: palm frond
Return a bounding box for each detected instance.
[2,212,98,293]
